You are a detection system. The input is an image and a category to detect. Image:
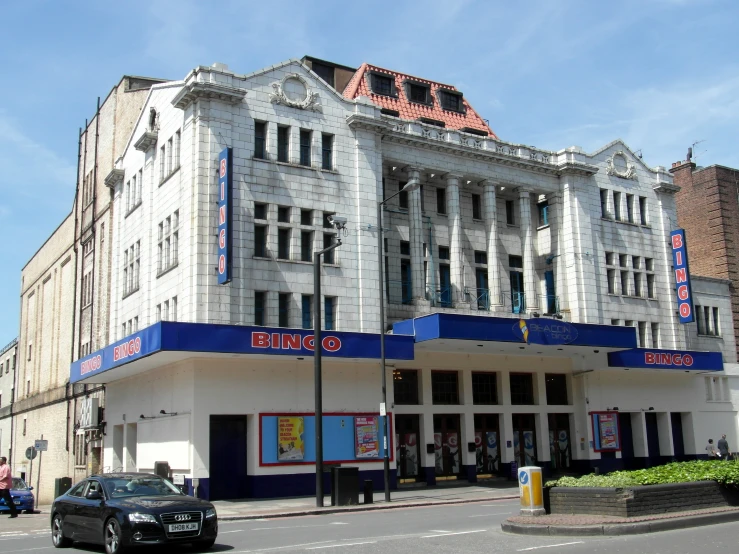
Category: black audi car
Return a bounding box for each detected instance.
[50,473,218,553]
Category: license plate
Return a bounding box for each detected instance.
[168,523,199,533]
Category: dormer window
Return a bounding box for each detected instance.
[418,117,445,128]
[438,89,465,113]
[404,80,432,105]
[369,72,396,97]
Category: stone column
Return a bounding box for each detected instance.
[481,180,501,305]
[445,173,464,306]
[407,167,428,305]
[519,188,537,312]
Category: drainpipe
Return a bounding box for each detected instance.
[89,97,100,352]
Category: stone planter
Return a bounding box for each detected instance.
[548,481,739,517]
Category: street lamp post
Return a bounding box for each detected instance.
[314,219,345,508]
[377,176,420,502]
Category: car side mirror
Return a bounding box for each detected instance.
[28,486,33,491]
[86,490,103,500]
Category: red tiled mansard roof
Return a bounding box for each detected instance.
[343,63,496,138]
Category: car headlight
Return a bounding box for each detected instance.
[128,513,157,523]
[205,508,217,519]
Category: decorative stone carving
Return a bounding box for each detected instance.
[269,74,321,112]
[496,144,506,154]
[474,139,483,149]
[606,150,637,179]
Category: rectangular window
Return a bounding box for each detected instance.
[399,182,409,210]
[137,169,143,204]
[620,271,629,295]
[324,297,335,331]
[278,206,291,223]
[611,319,620,326]
[301,295,312,329]
[613,192,622,221]
[651,323,659,348]
[255,291,265,326]
[278,293,290,327]
[510,373,535,405]
[545,374,568,405]
[172,296,177,322]
[157,212,178,275]
[167,137,173,175]
[409,83,429,103]
[156,304,162,322]
[607,269,616,294]
[626,194,635,223]
[632,256,641,269]
[393,369,419,405]
[254,225,267,257]
[254,121,266,159]
[506,200,515,225]
[174,131,181,169]
[634,272,643,297]
[400,241,411,256]
[301,231,313,262]
[321,134,333,170]
[472,194,482,220]
[713,307,720,336]
[638,321,647,347]
[277,126,289,163]
[431,371,460,405]
[474,251,487,265]
[600,189,609,218]
[645,257,654,271]
[472,372,498,405]
[509,255,523,269]
[538,201,549,226]
[439,90,462,112]
[278,228,291,260]
[160,145,166,181]
[619,254,628,267]
[639,196,648,225]
[299,130,311,166]
[254,203,267,220]
[133,316,139,332]
[605,251,615,266]
[323,233,335,264]
[438,246,450,260]
[301,209,313,226]
[163,300,169,321]
[125,180,131,212]
[371,73,393,96]
[436,187,446,214]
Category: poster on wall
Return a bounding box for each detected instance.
[523,430,536,466]
[475,431,499,474]
[277,417,305,461]
[591,411,621,452]
[434,433,443,473]
[355,416,380,458]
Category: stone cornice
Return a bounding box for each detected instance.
[346,113,392,132]
[172,81,247,110]
[134,130,158,152]
[104,168,125,189]
[653,181,680,194]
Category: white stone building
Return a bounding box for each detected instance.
[0,338,17,460]
[69,57,738,499]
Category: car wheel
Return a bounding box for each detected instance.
[25,509,35,514]
[51,514,71,548]
[191,538,217,551]
[104,518,127,554]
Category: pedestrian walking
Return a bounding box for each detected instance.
[718,434,730,460]
[0,456,18,518]
[706,439,718,459]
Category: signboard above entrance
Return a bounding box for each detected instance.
[512,320,578,345]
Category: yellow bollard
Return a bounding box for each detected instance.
[518,466,545,516]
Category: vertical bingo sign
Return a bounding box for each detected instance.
[217,147,233,284]
[671,229,694,323]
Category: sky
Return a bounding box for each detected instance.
[0,0,736,342]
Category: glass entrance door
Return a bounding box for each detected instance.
[474,414,501,475]
[395,415,421,483]
[433,414,462,478]
[512,414,537,467]
[548,413,571,471]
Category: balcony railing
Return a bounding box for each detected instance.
[427,287,452,308]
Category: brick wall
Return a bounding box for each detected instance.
[673,161,739,359]
[549,481,729,517]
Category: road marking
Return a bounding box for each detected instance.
[220,529,244,534]
[250,523,341,531]
[517,541,585,551]
[329,521,348,525]
[306,542,377,550]
[423,529,487,538]
[468,512,511,517]
[2,547,54,553]
[429,529,450,532]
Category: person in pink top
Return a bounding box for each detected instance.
[0,457,18,518]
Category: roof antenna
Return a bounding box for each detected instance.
[691,139,706,162]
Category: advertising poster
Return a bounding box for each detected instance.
[355,416,380,458]
[591,412,621,452]
[434,433,443,473]
[523,430,536,466]
[445,432,460,474]
[404,433,418,476]
[277,417,305,461]
[475,431,499,473]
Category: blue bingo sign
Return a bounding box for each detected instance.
[671,229,694,324]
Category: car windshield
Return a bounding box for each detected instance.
[103,476,182,498]
[12,478,29,490]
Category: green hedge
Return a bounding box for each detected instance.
[545,460,739,488]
